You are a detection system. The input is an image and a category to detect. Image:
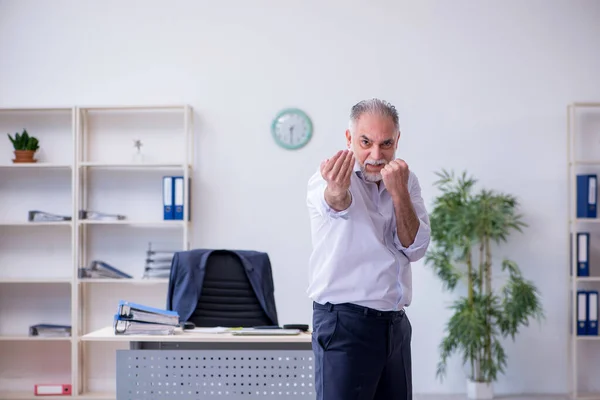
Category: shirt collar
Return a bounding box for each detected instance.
[353,160,364,179]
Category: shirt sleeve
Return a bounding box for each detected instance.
[306,170,353,219]
[393,172,431,262]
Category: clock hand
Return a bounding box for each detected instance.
[289,126,294,143]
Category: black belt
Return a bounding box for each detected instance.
[313,301,405,318]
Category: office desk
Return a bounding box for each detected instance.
[82,327,316,399]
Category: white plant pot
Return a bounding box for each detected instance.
[467,379,493,399]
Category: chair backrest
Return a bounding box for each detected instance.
[189,250,272,328]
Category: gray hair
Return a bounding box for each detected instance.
[348,98,400,135]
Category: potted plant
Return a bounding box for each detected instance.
[7,129,39,163]
[424,169,544,399]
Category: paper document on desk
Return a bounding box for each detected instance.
[231,328,301,336]
[189,327,234,334]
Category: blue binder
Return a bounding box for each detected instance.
[577,174,597,218]
[577,232,590,276]
[588,290,598,336]
[163,176,174,220]
[578,290,588,335]
[173,176,184,220]
[117,300,179,325]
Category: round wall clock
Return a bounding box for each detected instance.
[271,108,313,150]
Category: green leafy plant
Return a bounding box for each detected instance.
[7,129,39,151]
[425,169,544,384]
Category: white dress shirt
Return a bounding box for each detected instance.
[306,161,431,311]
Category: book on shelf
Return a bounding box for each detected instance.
[577,174,597,218]
[143,242,176,278]
[79,210,126,221]
[78,260,133,279]
[143,259,172,278]
[29,324,71,337]
[28,210,71,222]
[577,290,599,336]
[162,175,189,220]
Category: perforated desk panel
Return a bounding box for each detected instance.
[117,349,315,399]
[82,327,316,400]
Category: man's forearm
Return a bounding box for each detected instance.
[392,186,420,247]
[324,187,351,212]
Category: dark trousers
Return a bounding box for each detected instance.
[312,301,412,400]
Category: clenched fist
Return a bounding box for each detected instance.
[321,150,355,196]
[381,159,410,199]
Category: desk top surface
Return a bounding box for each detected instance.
[82,326,313,343]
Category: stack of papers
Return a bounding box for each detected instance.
[143,243,176,279]
[113,300,179,335]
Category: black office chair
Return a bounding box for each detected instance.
[189,250,272,328]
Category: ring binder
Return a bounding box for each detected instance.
[114,300,180,335]
[577,174,597,218]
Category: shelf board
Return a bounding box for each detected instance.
[577,335,600,340]
[571,160,600,165]
[78,220,185,227]
[0,106,73,112]
[80,104,187,111]
[574,276,600,282]
[78,161,187,170]
[0,278,72,284]
[0,392,36,400]
[572,218,600,223]
[0,221,72,226]
[0,163,72,168]
[572,394,600,400]
[571,102,600,108]
[0,335,71,341]
[78,278,168,284]
[77,392,115,400]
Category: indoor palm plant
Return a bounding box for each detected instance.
[424,169,544,399]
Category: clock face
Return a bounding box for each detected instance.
[271,108,312,150]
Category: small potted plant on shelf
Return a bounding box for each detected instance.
[425,169,544,399]
[7,129,40,163]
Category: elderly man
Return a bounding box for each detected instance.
[306,98,431,400]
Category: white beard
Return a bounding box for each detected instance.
[360,159,386,182]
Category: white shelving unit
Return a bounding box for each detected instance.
[567,102,600,400]
[0,105,193,399]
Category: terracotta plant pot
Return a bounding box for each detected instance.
[13,150,37,163]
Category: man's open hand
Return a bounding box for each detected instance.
[321,150,354,209]
[381,159,410,199]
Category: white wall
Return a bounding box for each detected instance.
[1,0,600,395]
